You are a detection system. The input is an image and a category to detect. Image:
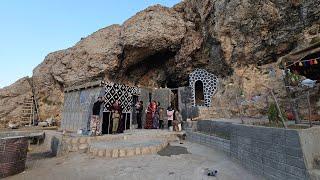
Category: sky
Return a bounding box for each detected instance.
[0,0,181,88]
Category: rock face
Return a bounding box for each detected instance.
[120,5,186,70]
[0,0,319,127]
[0,77,32,128]
[31,25,123,121]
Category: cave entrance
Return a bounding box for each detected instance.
[170,89,179,111]
[288,51,320,81]
[195,80,205,106]
[123,49,176,85]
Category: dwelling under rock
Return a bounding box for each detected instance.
[279,41,320,121]
[280,41,320,82]
[61,69,220,133]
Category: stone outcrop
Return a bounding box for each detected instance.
[120,5,186,70]
[0,0,319,127]
[31,25,123,121]
[0,77,32,128]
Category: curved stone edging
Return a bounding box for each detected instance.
[88,140,168,158]
[61,130,180,158]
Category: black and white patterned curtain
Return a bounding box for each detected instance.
[103,82,139,113]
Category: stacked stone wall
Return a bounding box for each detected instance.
[187,120,310,180]
[0,136,28,178]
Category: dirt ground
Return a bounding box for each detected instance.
[6,141,261,180]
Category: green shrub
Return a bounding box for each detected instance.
[268,103,278,123]
[268,103,287,124]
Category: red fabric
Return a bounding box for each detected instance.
[150,102,157,112]
[144,102,156,129]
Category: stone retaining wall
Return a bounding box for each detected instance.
[197,120,232,139]
[230,124,307,180]
[189,120,312,180]
[0,136,28,178]
[186,129,230,153]
[299,127,320,169]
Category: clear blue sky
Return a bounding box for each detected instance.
[0,0,180,88]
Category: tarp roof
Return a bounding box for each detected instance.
[279,41,320,66]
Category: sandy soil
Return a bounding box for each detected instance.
[6,141,261,180]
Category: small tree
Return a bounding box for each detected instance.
[268,102,287,125]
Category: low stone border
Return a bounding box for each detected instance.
[59,130,180,158]
[88,140,168,158]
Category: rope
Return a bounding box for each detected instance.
[284,57,320,68]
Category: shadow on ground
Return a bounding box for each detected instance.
[157,144,190,156]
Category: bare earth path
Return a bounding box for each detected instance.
[6,141,261,180]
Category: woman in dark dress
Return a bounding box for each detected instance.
[145,101,156,129]
[153,102,160,129]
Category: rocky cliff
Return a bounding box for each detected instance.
[0,0,319,127]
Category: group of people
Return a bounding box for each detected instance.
[90,97,182,136]
[135,100,182,131]
[90,97,124,136]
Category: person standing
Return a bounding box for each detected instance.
[174,110,183,131]
[157,102,165,129]
[111,100,122,134]
[167,105,175,130]
[90,97,104,136]
[135,101,143,129]
[152,101,159,129]
[145,101,156,129]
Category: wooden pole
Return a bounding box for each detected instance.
[307,90,312,127]
[270,89,287,129]
[236,94,244,124]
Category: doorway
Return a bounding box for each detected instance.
[132,95,139,126]
[102,112,112,134]
[195,80,205,106]
[171,89,179,111]
[102,112,131,134]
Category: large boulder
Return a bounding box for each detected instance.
[120,5,186,70]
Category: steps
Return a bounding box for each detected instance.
[21,95,39,126]
[20,77,40,126]
[21,97,35,126]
